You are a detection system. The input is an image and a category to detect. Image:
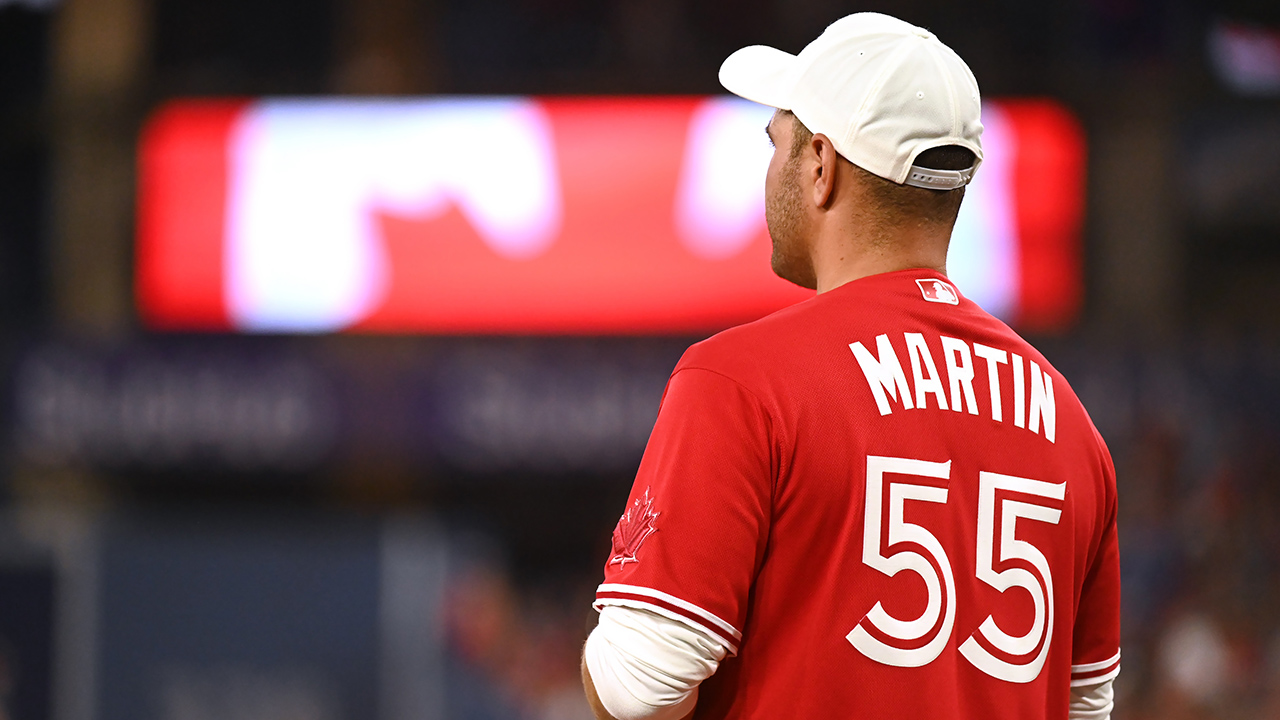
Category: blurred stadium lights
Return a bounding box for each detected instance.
[1209,18,1280,96]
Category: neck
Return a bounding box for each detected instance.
[810,214,951,294]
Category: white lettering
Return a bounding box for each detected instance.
[1028,361,1056,443]
[1011,353,1025,429]
[940,336,979,415]
[849,334,1056,443]
[851,335,914,416]
[972,343,1007,423]
[905,333,948,411]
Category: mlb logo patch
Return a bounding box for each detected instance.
[916,278,959,305]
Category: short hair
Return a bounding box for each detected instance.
[783,111,974,227]
[861,145,974,227]
[785,111,814,161]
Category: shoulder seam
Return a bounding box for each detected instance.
[670,364,787,500]
[672,365,768,409]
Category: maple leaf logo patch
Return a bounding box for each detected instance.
[609,487,660,567]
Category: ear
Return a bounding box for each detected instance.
[809,133,839,208]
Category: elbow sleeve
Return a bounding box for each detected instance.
[1069,676,1115,720]
[584,606,727,720]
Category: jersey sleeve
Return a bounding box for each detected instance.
[1070,447,1121,687]
[594,366,775,657]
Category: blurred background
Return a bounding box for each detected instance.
[1,0,1280,718]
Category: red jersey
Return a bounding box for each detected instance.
[595,269,1120,720]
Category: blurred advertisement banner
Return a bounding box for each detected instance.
[8,338,679,475]
[13,343,339,473]
[137,96,1084,334]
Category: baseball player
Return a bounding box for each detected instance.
[581,12,1119,720]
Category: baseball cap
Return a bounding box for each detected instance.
[719,12,983,190]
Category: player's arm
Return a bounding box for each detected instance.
[1068,432,1122,720]
[1068,678,1115,720]
[584,362,771,718]
[581,605,726,720]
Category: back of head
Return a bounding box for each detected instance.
[783,111,976,228]
[720,12,983,205]
[856,145,976,228]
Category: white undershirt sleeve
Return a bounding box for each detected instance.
[1069,677,1115,720]
[583,605,728,720]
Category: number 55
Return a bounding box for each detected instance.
[847,456,1066,683]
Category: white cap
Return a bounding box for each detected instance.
[719,12,983,190]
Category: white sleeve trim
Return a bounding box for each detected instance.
[1071,650,1121,687]
[1070,665,1121,687]
[584,605,727,720]
[1071,651,1122,673]
[596,584,742,640]
[1068,676,1115,720]
[595,583,742,655]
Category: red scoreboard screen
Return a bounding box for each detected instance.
[137,96,1084,334]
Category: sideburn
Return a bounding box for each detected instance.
[765,156,817,290]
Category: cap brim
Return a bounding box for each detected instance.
[718,45,798,110]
